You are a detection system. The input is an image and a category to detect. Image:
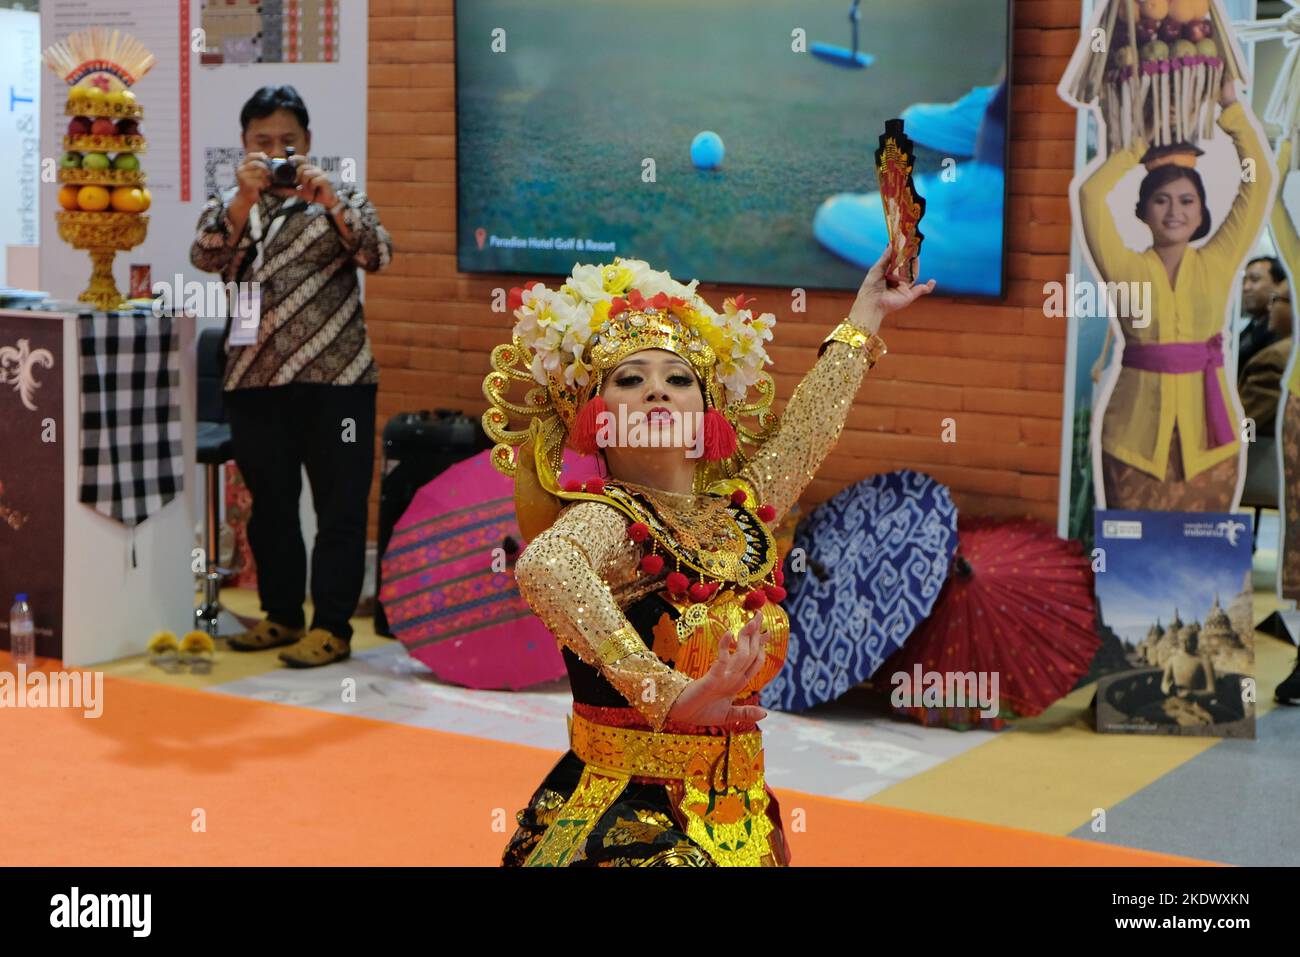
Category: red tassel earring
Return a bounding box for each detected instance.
[568,395,607,455]
[702,407,737,461]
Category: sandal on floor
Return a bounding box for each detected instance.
[179,631,216,674]
[279,628,351,668]
[227,619,304,652]
[148,631,180,672]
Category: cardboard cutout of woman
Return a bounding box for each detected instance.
[1269,138,1300,603]
[1060,0,1276,512]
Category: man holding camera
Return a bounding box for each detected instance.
[190,85,392,667]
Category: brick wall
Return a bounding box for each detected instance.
[362,0,1080,539]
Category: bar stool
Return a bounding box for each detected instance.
[194,328,239,635]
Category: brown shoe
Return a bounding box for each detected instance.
[278,628,351,668]
[227,619,304,651]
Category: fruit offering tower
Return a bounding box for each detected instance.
[42,28,156,310]
[1065,0,1245,156]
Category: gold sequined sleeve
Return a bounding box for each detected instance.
[513,500,690,731]
[738,320,877,522]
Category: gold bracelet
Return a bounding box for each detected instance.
[819,320,887,367]
[594,625,647,666]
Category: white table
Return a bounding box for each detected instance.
[0,306,196,666]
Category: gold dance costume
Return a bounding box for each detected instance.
[483,258,885,866]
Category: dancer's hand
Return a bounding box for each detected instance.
[849,246,937,334]
[667,611,769,729]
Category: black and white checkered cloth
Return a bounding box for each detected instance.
[78,311,184,526]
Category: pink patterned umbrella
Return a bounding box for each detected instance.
[379,448,599,689]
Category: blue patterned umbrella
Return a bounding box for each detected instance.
[761,470,958,712]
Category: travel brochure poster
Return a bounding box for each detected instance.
[1094,509,1256,738]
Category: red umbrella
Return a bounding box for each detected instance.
[379,448,599,690]
[882,516,1099,726]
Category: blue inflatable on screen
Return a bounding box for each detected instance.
[690,131,725,170]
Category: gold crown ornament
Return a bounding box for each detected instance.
[483,258,782,540]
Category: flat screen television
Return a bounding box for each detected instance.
[455,0,1013,298]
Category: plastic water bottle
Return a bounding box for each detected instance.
[9,594,35,667]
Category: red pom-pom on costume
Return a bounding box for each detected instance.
[688,582,711,602]
[562,478,582,492]
[583,477,605,494]
[609,297,627,317]
[757,504,776,522]
[640,554,664,575]
[703,408,737,461]
[764,584,787,603]
[627,522,649,543]
[743,589,767,610]
[730,489,747,505]
[774,564,784,586]
[666,571,690,594]
[568,395,607,455]
[706,581,722,597]
[508,287,524,311]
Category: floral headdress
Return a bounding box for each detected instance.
[483,257,781,538]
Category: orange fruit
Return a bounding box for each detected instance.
[58,185,81,211]
[76,185,111,211]
[138,188,151,211]
[110,186,149,212]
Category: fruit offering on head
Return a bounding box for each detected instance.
[58,185,81,211]
[1184,18,1211,42]
[67,116,92,136]
[1113,46,1138,69]
[1139,0,1169,20]
[1158,17,1183,42]
[77,185,111,211]
[103,90,124,108]
[1141,39,1170,62]
[90,117,117,137]
[1172,38,1197,61]
[1137,17,1160,44]
[1195,36,1217,58]
[82,152,111,171]
[1167,0,1204,22]
[80,86,107,106]
[112,153,140,172]
[60,151,83,170]
[139,188,151,211]
[116,118,140,137]
[119,90,136,107]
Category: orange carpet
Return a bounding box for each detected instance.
[0,668,1213,866]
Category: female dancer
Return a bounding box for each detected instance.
[1082,75,1273,511]
[484,250,932,866]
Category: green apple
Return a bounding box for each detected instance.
[61,152,83,169]
[82,153,111,171]
[112,153,140,171]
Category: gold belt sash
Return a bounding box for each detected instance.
[524,712,775,867]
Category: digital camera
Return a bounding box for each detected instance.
[267,146,298,187]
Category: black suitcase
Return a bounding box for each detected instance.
[375,409,491,636]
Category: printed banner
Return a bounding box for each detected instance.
[0,312,65,658]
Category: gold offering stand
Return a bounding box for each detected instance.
[54,93,148,311]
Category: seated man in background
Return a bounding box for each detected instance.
[190,84,393,668]
[1238,256,1283,384]
[1239,275,1292,437]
